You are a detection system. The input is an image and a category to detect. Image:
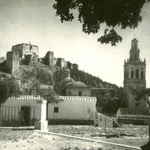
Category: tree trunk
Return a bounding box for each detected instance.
[0,105,2,127]
[46,103,49,120]
[149,125,150,141]
[53,103,55,132]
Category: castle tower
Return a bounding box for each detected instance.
[12,43,39,57]
[57,58,65,69]
[45,51,54,68]
[6,51,19,74]
[124,38,146,110]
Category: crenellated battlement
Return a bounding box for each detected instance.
[8,95,43,100]
[7,95,96,102]
[57,96,97,102]
[12,43,39,57]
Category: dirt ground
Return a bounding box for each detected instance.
[0,125,149,150]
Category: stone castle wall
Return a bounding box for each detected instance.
[44,51,78,70]
[5,43,79,74]
[6,51,19,74]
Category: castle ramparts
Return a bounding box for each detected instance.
[3,43,78,74]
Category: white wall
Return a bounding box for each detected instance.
[1,95,97,123]
[1,95,41,121]
[48,96,97,120]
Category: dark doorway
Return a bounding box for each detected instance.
[21,106,30,126]
[79,91,82,96]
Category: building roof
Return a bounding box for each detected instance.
[62,77,74,83]
[39,84,53,89]
[118,108,148,116]
[65,81,86,88]
[64,69,70,73]
[132,38,138,42]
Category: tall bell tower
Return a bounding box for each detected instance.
[124,38,146,110]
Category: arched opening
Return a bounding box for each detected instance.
[131,68,134,78]
[141,68,144,79]
[136,69,139,79]
[135,42,137,49]
[126,70,129,78]
[78,91,82,96]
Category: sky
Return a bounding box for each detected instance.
[0,0,150,87]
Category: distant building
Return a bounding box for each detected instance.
[124,38,146,110]
[55,69,91,96]
[116,107,149,125]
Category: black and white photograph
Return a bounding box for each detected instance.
[0,0,150,150]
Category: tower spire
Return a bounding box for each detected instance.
[129,38,140,62]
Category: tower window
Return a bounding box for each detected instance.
[136,69,139,79]
[131,68,134,78]
[135,43,137,49]
[141,71,144,79]
[125,70,129,78]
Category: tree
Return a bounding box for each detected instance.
[0,76,20,126]
[129,86,150,101]
[37,69,54,85]
[39,88,63,121]
[53,0,149,45]
[0,77,20,105]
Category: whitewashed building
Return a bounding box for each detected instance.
[1,95,41,126]
[48,96,97,121]
[1,95,97,126]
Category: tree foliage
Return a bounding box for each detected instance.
[53,68,118,92]
[22,67,54,85]
[129,86,150,101]
[40,88,59,104]
[0,77,20,105]
[39,88,63,119]
[53,0,149,45]
[71,69,118,88]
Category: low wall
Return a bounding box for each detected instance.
[117,118,147,125]
[48,119,94,125]
[95,113,118,128]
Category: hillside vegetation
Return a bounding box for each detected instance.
[0,62,119,89]
[54,68,119,88]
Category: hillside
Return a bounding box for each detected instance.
[54,68,119,89]
[0,62,119,89]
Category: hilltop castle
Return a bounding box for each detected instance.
[5,43,78,74]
